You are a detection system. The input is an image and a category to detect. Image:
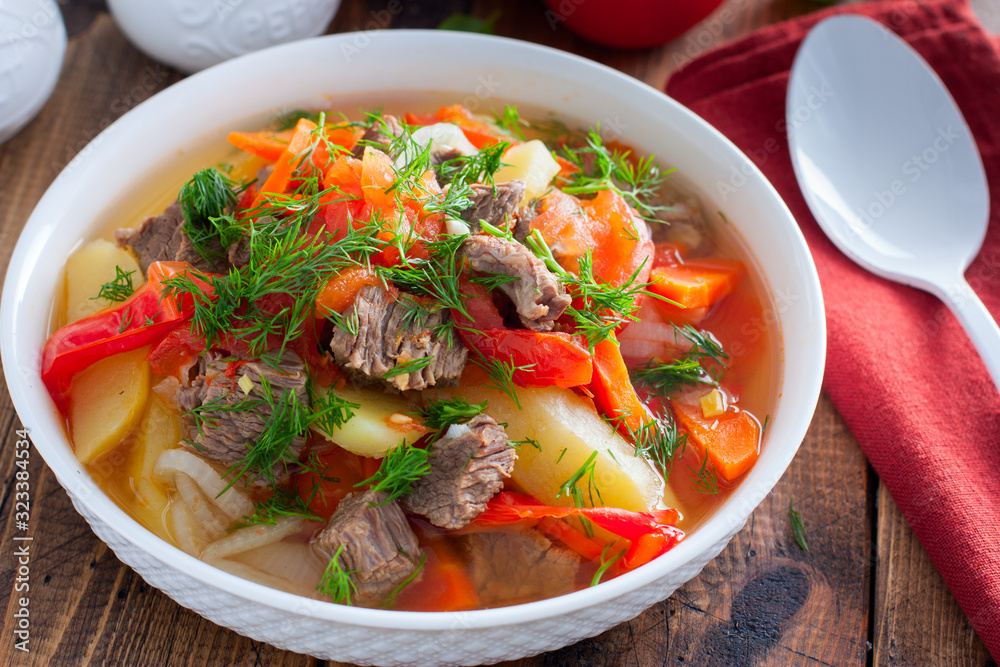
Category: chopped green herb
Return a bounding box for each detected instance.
[762,414,771,437]
[591,544,626,587]
[356,441,432,504]
[383,356,436,380]
[92,265,136,303]
[630,416,687,479]
[417,397,487,431]
[472,352,532,410]
[558,450,603,508]
[233,487,322,529]
[494,104,527,141]
[275,109,321,131]
[118,306,133,334]
[381,552,426,609]
[558,128,673,222]
[510,437,541,451]
[630,325,728,398]
[790,499,809,552]
[317,545,357,604]
[688,450,719,495]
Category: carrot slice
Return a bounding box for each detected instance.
[227,130,293,162]
[589,336,649,437]
[648,258,744,310]
[672,399,760,482]
[255,118,317,203]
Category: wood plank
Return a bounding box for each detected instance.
[873,485,993,666]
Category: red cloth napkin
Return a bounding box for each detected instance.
[667,0,1000,657]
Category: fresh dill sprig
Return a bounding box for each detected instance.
[471,352,533,409]
[509,437,541,451]
[416,397,487,431]
[275,109,321,131]
[377,233,471,319]
[591,544,626,587]
[118,306,133,334]
[310,387,360,436]
[232,487,321,529]
[177,167,241,262]
[381,552,426,609]
[688,449,719,495]
[526,230,666,348]
[92,265,136,303]
[558,128,672,222]
[630,325,729,398]
[356,441,432,504]
[162,197,382,362]
[469,272,521,292]
[789,499,809,552]
[383,356,436,380]
[557,450,603,508]
[629,416,687,480]
[494,104,527,141]
[317,545,357,605]
[221,376,311,490]
[762,414,771,437]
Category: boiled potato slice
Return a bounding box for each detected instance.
[312,385,424,457]
[494,140,560,203]
[69,347,151,464]
[64,240,143,323]
[123,394,181,535]
[435,385,671,512]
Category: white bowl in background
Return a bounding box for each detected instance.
[0,31,825,666]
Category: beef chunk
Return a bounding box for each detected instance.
[351,114,404,159]
[653,194,707,254]
[175,351,309,486]
[329,284,468,392]
[462,234,570,332]
[460,180,526,234]
[463,530,582,606]
[512,201,537,244]
[402,415,514,529]
[312,490,422,606]
[115,202,228,274]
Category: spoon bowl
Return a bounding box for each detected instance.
[788,14,1000,388]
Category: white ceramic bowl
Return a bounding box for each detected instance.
[0,31,825,666]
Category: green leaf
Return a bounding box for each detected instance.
[437,10,500,34]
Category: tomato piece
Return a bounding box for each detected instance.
[673,398,761,483]
[529,189,595,270]
[652,241,686,268]
[392,542,479,612]
[315,267,381,316]
[147,325,205,378]
[648,258,744,310]
[293,446,367,519]
[583,189,654,288]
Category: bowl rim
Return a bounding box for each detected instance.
[0,29,826,632]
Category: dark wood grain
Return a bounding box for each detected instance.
[0,0,995,665]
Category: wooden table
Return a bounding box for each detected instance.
[1,1,997,664]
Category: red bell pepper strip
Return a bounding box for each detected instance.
[452,281,594,389]
[460,328,594,389]
[41,261,205,412]
[474,492,684,572]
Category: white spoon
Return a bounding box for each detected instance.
[787,15,1000,390]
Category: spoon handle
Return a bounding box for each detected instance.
[933,278,1000,391]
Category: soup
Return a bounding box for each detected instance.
[41,103,777,610]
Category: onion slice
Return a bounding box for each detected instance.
[201,516,305,561]
[153,449,253,521]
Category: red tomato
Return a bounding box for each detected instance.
[293,446,368,519]
[543,0,726,49]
